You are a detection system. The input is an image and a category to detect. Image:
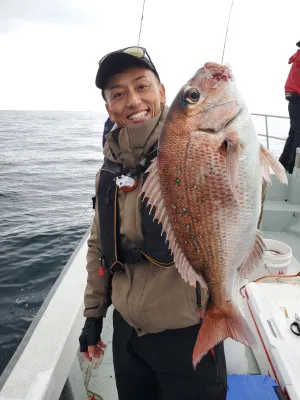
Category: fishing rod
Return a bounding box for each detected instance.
[137,0,146,46]
[221,0,234,64]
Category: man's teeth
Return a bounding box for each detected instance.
[128,111,148,120]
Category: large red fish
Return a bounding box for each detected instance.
[142,62,287,367]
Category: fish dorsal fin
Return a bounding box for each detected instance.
[236,230,266,283]
[141,158,208,291]
[260,144,288,185]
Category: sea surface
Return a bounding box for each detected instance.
[0,110,289,377]
[0,110,106,376]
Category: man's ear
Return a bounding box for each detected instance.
[159,84,166,105]
[105,103,115,122]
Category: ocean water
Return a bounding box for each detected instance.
[0,110,106,376]
[0,110,290,377]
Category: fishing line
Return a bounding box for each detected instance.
[137,0,146,46]
[79,202,92,220]
[221,0,234,64]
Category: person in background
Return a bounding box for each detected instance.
[279,40,300,174]
[102,117,114,147]
[79,46,227,400]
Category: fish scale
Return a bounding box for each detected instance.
[142,62,288,367]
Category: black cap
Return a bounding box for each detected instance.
[297,41,300,48]
[95,50,160,90]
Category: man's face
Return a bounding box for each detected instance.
[104,67,166,128]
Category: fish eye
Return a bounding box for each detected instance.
[183,88,200,104]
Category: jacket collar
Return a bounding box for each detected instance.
[104,105,169,169]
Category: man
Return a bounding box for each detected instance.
[79,46,227,400]
[279,40,300,174]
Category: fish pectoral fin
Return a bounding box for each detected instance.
[192,303,257,368]
[260,144,288,185]
[221,137,241,202]
[236,231,266,283]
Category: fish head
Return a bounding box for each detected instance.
[159,62,255,205]
[165,62,243,135]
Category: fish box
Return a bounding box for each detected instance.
[245,282,300,400]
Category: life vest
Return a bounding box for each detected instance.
[98,145,174,273]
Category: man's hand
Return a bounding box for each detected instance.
[84,339,106,362]
[79,317,106,362]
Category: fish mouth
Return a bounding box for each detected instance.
[223,108,242,127]
[199,102,242,133]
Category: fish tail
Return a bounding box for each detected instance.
[192,303,256,368]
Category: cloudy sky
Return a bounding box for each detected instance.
[0,0,299,116]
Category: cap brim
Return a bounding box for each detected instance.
[95,52,159,90]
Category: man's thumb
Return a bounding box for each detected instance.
[88,345,96,358]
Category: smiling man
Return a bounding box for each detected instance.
[79,46,227,400]
[104,66,165,126]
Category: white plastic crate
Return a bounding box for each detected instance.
[245,282,300,400]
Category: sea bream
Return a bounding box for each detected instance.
[141,62,287,367]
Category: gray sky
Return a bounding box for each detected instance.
[0,0,299,116]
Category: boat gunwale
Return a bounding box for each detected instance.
[0,228,91,392]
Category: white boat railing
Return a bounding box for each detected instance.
[0,230,90,400]
[251,113,289,151]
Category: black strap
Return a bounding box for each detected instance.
[92,196,96,210]
[119,248,147,264]
[196,282,202,308]
[98,141,174,273]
